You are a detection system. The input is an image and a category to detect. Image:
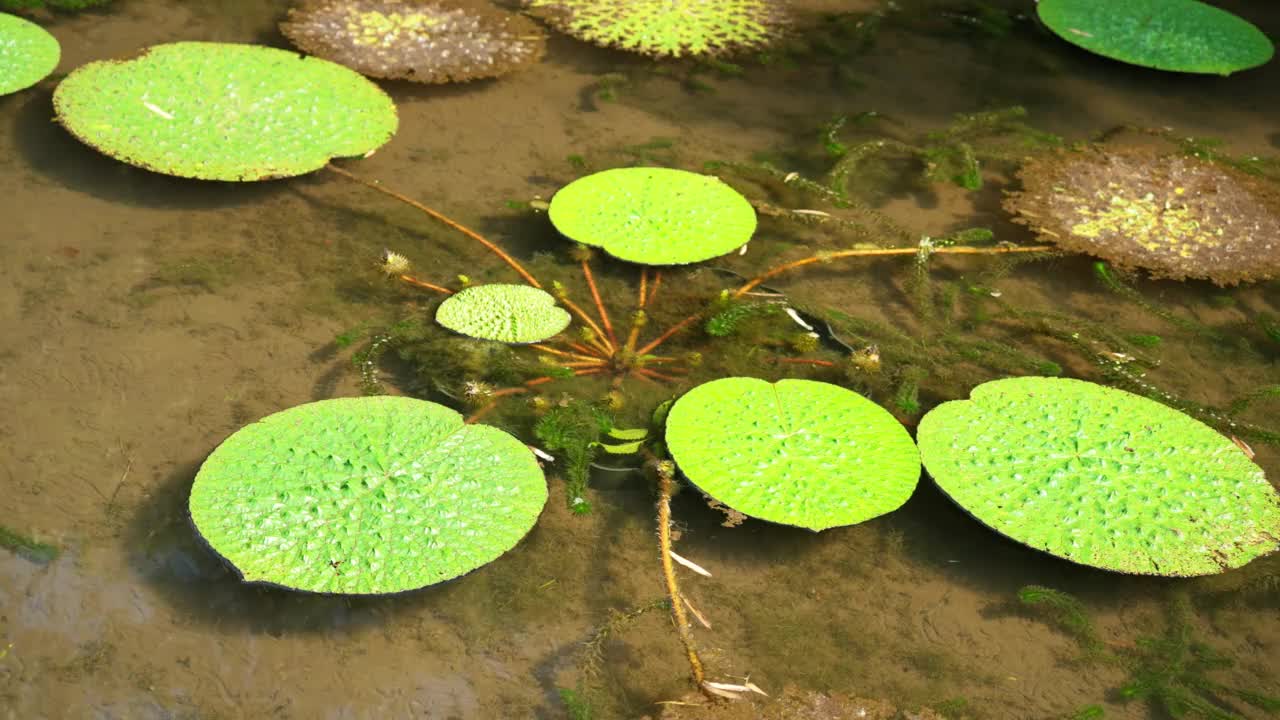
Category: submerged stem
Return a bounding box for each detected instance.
[624,268,650,353]
[559,294,616,354]
[326,163,542,288]
[643,244,1054,357]
[655,461,707,689]
[581,259,618,348]
[397,274,453,294]
[733,244,1056,297]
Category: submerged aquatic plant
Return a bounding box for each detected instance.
[1036,0,1273,76]
[1020,586,1280,719]
[559,598,668,718]
[53,42,398,181]
[281,0,545,83]
[0,11,59,96]
[1005,144,1280,286]
[919,377,1280,576]
[822,106,1062,195]
[1017,585,1104,657]
[524,0,790,58]
[532,400,613,514]
[188,396,547,594]
[0,523,59,564]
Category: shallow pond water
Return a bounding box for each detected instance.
[1,1,1278,718]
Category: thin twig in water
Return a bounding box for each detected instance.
[106,453,134,513]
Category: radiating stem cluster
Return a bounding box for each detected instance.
[334,162,1059,421]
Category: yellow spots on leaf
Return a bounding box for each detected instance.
[345,8,442,47]
[1067,185,1224,259]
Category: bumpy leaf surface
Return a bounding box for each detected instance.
[526,0,787,58]
[53,42,397,181]
[435,284,571,343]
[280,0,545,84]
[548,167,756,265]
[918,377,1280,576]
[0,12,59,96]
[1038,0,1273,75]
[189,396,547,594]
[665,378,920,531]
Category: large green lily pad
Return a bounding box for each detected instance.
[0,13,59,96]
[53,42,397,181]
[665,378,921,531]
[435,283,571,344]
[917,377,1280,576]
[1037,0,1273,75]
[547,167,757,265]
[189,396,547,594]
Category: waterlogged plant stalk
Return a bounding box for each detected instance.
[732,243,1056,297]
[530,344,601,363]
[397,275,454,294]
[581,259,618,347]
[326,163,543,288]
[624,267,650,353]
[654,459,707,691]
[639,243,1055,356]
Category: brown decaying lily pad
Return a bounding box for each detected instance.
[1003,145,1280,286]
[280,0,544,84]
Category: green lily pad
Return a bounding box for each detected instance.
[917,377,1280,576]
[526,0,789,58]
[189,396,547,594]
[547,167,757,266]
[435,284,571,344]
[1037,0,1273,75]
[665,377,921,531]
[53,42,397,181]
[0,13,59,96]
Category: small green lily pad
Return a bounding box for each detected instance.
[53,42,397,181]
[189,396,547,594]
[547,167,757,265]
[435,284,571,344]
[917,377,1280,576]
[1037,0,1273,75]
[665,377,921,531]
[0,13,60,96]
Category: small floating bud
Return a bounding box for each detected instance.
[788,332,819,353]
[850,345,881,373]
[379,249,411,276]
[461,380,495,405]
[601,390,624,411]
